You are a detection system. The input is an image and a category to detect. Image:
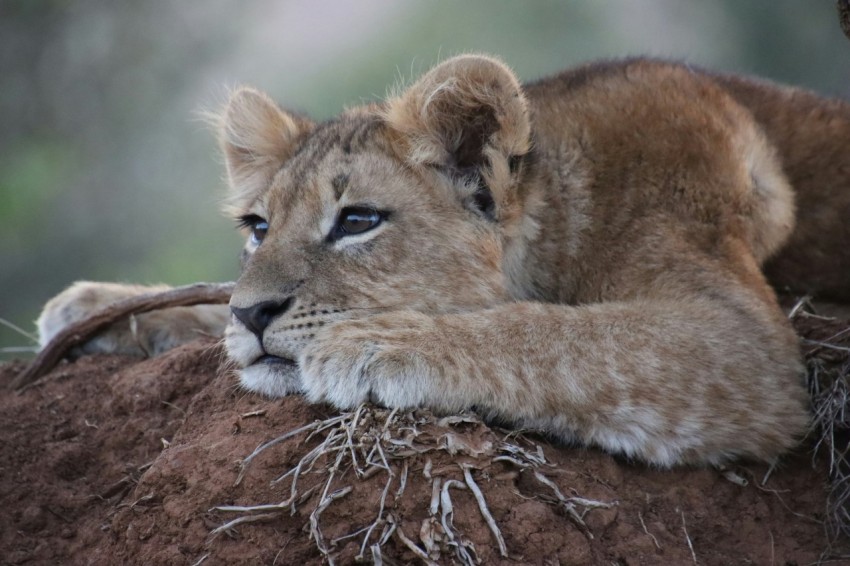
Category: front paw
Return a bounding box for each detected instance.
[298,312,440,410]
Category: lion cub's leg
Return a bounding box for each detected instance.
[37,281,230,358]
[299,283,808,467]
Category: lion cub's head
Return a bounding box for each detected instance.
[218,55,538,396]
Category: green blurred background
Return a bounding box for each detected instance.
[1,0,848,357]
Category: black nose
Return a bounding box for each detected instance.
[230,298,293,338]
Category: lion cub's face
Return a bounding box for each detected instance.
[219,56,534,395]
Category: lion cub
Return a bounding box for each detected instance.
[38,56,850,466]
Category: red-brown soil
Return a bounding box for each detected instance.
[2,312,849,565]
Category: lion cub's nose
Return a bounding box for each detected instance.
[230,298,294,338]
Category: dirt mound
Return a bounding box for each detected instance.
[2,313,849,565]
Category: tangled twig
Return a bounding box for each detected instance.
[532,470,616,539]
[210,406,616,563]
[790,300,850,542]
[462,465,507,557]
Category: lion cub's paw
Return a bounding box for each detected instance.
[298,313,441,410]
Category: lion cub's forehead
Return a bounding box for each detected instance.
[268,115,414,213]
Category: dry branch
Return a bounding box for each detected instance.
[13,282,234,390]
[532,470,615,539]
[680,510,698,564]
[462,465,507,557]
[392,515,439,566]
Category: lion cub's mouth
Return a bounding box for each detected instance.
[255,354,297,368]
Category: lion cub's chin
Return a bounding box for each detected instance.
[238,359,302,398]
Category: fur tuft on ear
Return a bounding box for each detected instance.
[383,54,531,170]
[216,87,312,215]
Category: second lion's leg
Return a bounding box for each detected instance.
[37,281,231,357]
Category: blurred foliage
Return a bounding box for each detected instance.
[1,0,848,355]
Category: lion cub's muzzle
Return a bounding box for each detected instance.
[226,295,356,368]
[228,296,298,366]
[230,297,295,339]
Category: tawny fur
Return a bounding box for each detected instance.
[39,55,850,466]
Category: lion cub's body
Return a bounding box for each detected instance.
[38,57,850,466]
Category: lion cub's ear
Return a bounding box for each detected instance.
[218,87,313,213]
[384,55,531,218]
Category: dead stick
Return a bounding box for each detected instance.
[13,282,234,390]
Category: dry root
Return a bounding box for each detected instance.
[790,298,850,544]
[210,406,615,564]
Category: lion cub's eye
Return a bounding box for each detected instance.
[251,221,269,245]
[329,206,386,241]
[238,214,268,245]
